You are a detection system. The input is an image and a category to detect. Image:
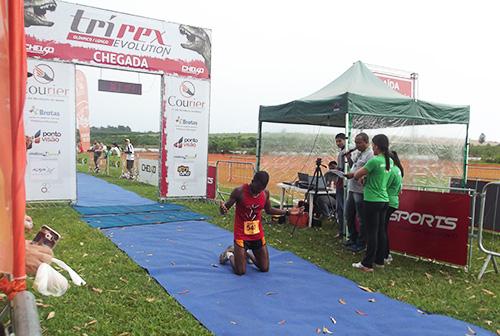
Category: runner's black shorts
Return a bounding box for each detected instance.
[235,237,266,250]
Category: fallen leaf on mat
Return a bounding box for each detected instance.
[92,288,103,294]
[358,285,374,293]
[355,310,367,316]
[147,254,153,256]
[322,326,333,334]
[417,309,427,315]
[278,320,286,325]
[482,288,495,296]
[230,321,237,325]
[315,328,322,334]
[170,261,176,266]
[368,298,376,303]
[177,289,190,295]
[338,298,346,305]
[211,264,219,268]
[47,311,55,320]
[286,261,294,264]
[424,272,433,280]
[330,316,337,324]
[146,298,155,303]
[265,291,277,296]
[84,319,97,327]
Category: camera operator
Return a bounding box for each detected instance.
[314,160,338,221]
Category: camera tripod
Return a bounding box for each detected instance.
[291,158,335,236]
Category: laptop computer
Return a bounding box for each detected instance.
[297,172,327,190]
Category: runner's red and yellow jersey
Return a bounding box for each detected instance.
[234,184,266,241]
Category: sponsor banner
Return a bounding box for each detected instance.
[162,76,209,197]
[374,73,414,98]
[138,158,159,186]
[206,165,217,199]
[388,189,470,266]
[25,59,76,201]
[25,1,211,78]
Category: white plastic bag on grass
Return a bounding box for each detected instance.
[33,258,86,297]
[33,263,68,297]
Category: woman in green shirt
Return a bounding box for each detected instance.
[352,134,392,272]
[383,151,404,264]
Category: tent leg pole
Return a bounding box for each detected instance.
[342,112,351,240]
[256,121,263,171]
[462,123,469,188]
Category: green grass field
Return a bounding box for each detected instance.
[24,163,499,335]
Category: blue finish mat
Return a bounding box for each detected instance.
[84,211,208,228]
[77,173,155,206]
[74,203,187,216]
[104,221,493,336]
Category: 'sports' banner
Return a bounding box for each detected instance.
[389,189,471,266]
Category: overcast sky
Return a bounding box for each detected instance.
[77,0,500,142]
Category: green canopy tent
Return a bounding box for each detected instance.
[257,61,470,185]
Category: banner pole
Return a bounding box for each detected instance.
[256,121,262,171]
[462,123,470,188]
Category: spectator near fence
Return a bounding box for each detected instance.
[123,139,135,179]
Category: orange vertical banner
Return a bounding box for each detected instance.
[0,0,27,280]
[76,69,91,152]
[0,0,14,275]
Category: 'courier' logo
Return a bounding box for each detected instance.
[180,81,195,98]
[33,64,55,84]
[390,210,458,231]
[177,165,191,177]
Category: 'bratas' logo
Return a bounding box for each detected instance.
[33,64,55,84]
[180,81,195,98]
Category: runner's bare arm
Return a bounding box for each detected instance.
[264,190,287,216]
[219,187,242,214]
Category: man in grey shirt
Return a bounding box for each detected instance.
[344,133,373,252]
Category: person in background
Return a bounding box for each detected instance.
[124,139,135,179]
[315,160,338,220]
[383,150,404,265]
[334,133,346,238]
[89,141,102,173]
[109,143,122,168]
[352,134,392,272]
[343,133,373,253]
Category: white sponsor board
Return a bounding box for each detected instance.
[25,1,211,78]
[138,158,159,186]
[163,77,209,197]
[25,59,76,201]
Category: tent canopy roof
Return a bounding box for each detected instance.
[259,61,469,128]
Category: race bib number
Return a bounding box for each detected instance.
[244,220,260,235]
